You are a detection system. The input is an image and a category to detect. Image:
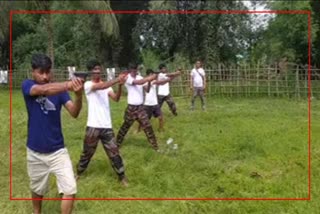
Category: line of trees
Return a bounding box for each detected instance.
[0,0,319,71]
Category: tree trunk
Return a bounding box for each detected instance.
[45,13,54,69]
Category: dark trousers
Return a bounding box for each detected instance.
[116,105,158,150]
[77,127,125,179]
[158,94,177,116]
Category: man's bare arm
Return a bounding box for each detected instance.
[90,73,127,91]
[165,70,181,78]
[109,84,123,102]
[132,74,157,85]
[153,77,173,86]
[91,78,120,91]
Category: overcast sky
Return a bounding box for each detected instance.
[243,1,273,30]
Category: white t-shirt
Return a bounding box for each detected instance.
[157,72,170,96]
[125,74,144,105]
[84,81,113,128]
[144,81,158,106]
[191,68,205,87]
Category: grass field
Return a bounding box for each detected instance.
[1,89,320,213]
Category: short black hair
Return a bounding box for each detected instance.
[146,69,154,75]
[158,64,166,70]
[128,63,138,70]
[31,53,52,71]
[86,59,101,71]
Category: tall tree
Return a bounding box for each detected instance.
[39,0,119,68]
[250,1,313,65]
[9,0,120,69]
[110,0,150,67]
[132,0,252,65]
[0,1,20,69]
[311,0,320,66]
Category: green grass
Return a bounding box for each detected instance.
[1,89,320,213]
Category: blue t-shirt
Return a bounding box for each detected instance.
[22,79,71,153]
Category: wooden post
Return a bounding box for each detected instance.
[311,67,314,99]
[237,65,240,97]
[243,64,248,97]
[285,66,289,98]
[12,70,15,89]
[295,65,300,99]
[275,63,279,97]
[247,64,251,97]
[210,67,214,96]
[219,63,223,98]
[228,65,230,97]
[214,66,217,95]
[256,62,260,96]
[229,65,232,97]
[179,70,184,97]
[305,67,308,98]
[16,70,18,89]
[268,65,271,97]
[11,70,13,89]
[188,68,191,96]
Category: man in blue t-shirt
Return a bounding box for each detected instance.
[22,54,83,214]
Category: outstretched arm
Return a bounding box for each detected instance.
[91,79,120,91]
[153,76,173,86]
[29,79,78,96]
[165,70,181,78]
[131,74,157,85]
[90,73,127,91]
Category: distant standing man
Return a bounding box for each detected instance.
[190,60,206,111]
[75,59,128,186]
[22,54,84,214]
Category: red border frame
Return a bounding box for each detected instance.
[9,9,312,201]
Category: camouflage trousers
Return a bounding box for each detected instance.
[76,127,125,179]
[116,105,158,150]
[158,94,177,116]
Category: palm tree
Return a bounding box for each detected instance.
[0,1,22,68]
[28,0,119,69]
[0,0,119,69]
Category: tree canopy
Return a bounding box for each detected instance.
[0,0,318,70]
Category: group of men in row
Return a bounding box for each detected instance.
[21,53,206,214]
